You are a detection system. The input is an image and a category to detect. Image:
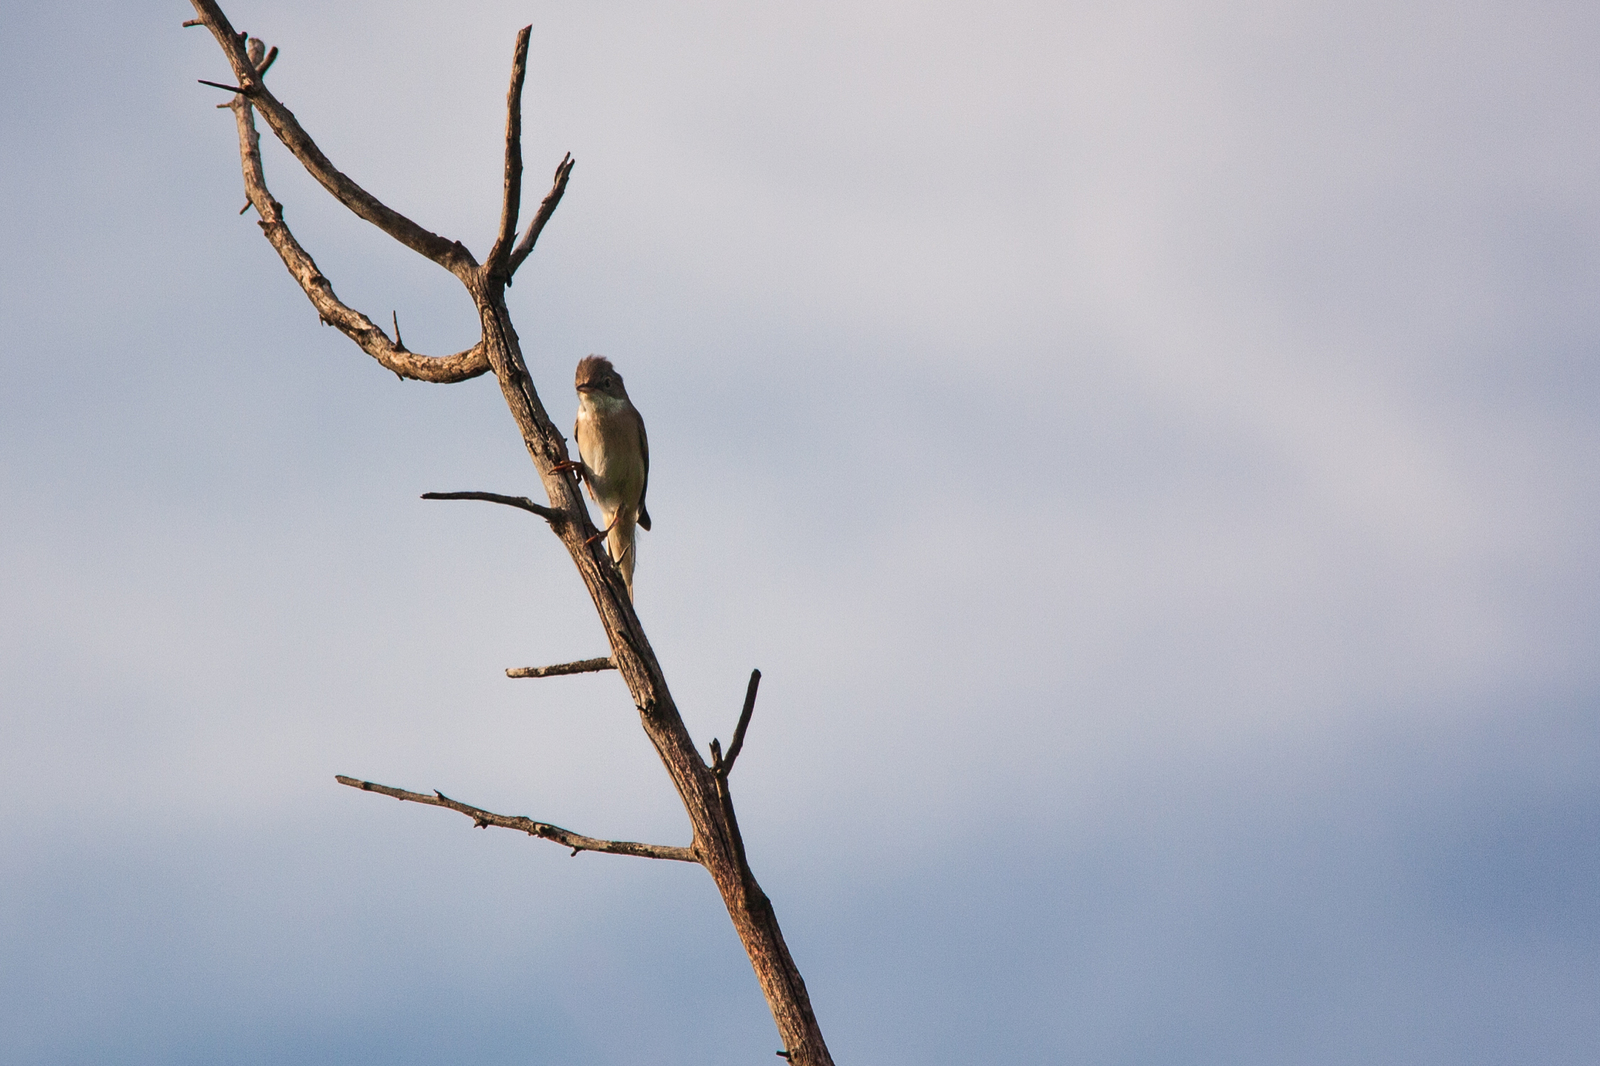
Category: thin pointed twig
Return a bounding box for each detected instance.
[420,490,562,523]
[244,38,278,78]
[507,153,574,280]
[485,26,531,279]
[392,310,404,350]
[507,658,616,679]
[718,669,762,778]
[708,671,763,892]
[198,78,254,94]
[335,776,697,862]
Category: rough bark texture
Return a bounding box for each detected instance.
[186,3,835,1063]
[505,657,617,679]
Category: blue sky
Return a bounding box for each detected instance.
[2,1,1597,1063]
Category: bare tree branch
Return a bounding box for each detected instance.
[508,154,575,280]
[718,669,762,778]
[420,491,563,523]
[198,77,254,94]
[336,776,698,862]
[188,0,476,277]
[189,7,837,1060]
[222,94,490,382]
[485,27,531,281]
[506,658,617,679]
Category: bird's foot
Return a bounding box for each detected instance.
[585,514,619,548]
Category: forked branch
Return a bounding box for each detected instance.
[189,0,475,277]
[335,776,697,862]
[485,27,531,280]
[475,21,576,285]
[202,25,487,382]
[222,95,490,382]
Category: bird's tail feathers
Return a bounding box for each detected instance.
[608,515,638,600]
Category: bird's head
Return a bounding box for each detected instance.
[575,354,628,400]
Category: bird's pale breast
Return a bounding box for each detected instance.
[576,394,646,520]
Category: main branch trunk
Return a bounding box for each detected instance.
[473,284,835,1066]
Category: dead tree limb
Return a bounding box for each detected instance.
[484,26,530,283]
[420,491,564,524]
[716,669,763,777]
[191,1,473,275]
[334,776,696,861]
[507,658,617,679]
[186,4,836,1064]
[216,49,489,382]
[508,153,574,280]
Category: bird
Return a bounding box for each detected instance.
[567,355,651,600]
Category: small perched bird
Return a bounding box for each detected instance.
[570,355,651,599]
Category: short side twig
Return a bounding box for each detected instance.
[335,776,697,862]
[420,490,563,523]
[507,657,616,679]
[508,153,575,279]
[198,78,254,94]
[718,669,762,778]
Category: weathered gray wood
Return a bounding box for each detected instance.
[187,5,836,1064]
[506,658,616,679]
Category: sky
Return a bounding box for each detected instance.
[2,1,1597,1063]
